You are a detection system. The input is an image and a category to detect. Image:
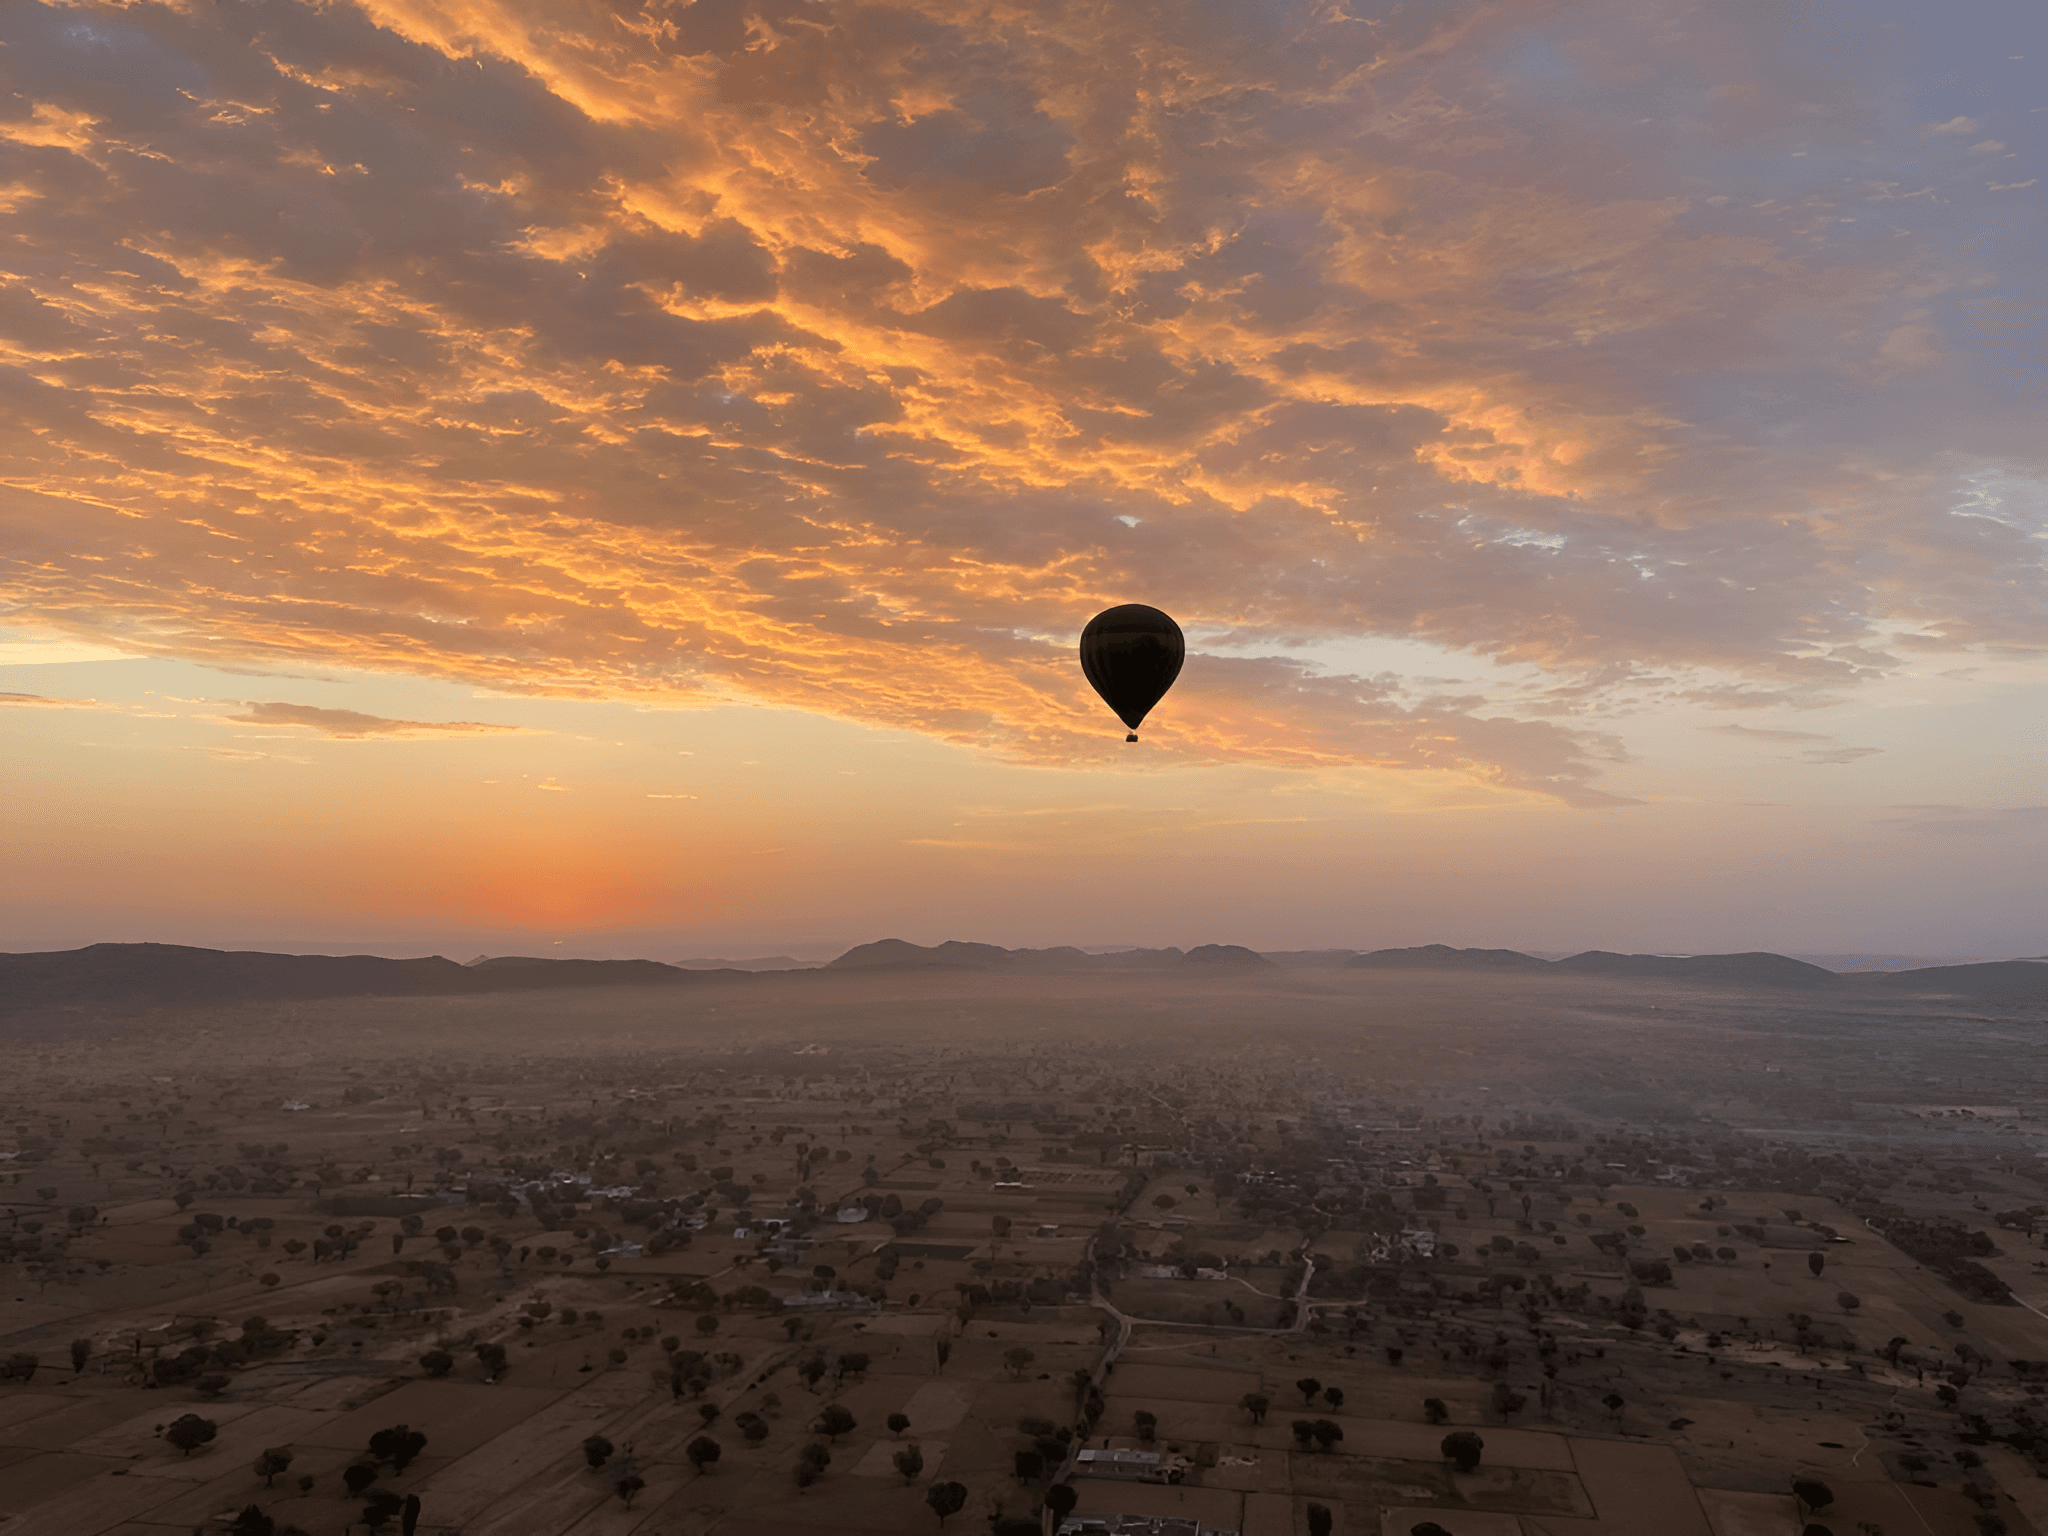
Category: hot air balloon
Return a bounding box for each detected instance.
[1079,604,1184,742]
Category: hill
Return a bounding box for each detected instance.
[0,942,709,1013]
[823,939,1266,971]
[1344,945,1841,988]
[1550,951,1841,988]
[1184,943,1275,967]
[1877,960,2048,1001]
[1346,944,1549,972]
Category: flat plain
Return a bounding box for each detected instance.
[5,958,2048,1535]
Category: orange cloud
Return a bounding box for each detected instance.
[221,700,535,738]
[0,691,100,708]
[1,0,2038,809]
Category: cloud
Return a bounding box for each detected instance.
[221,701,533,738]
[194,747,310,763]
[1877,805,2048,836]
[0,691,99,708]
[1699,724,1834,743]
[1,0,2043,804]
[1701,722,1880,764]
[1929,117,1986,135]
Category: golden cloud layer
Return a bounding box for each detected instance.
[2,0,2041,805]
[224,700,534,737]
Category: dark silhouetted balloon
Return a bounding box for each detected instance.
[1079,605,1184,741]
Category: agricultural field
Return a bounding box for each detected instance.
[6,962,2048,1535]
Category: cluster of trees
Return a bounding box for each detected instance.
[1871,1218,2014,1305]
[147,1315,298,1387]
[1011,1416,1070,1480]
[1289,1418,1345,1450]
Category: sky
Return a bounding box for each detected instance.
[2,0,2045,959]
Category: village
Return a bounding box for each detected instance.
[8,984,2048,1536]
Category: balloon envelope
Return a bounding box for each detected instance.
[1079,605,1184,734]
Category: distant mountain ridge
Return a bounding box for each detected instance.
[1342,944,1549,972]
[673,955,825,971]
[6,939,2039,1016]
[826,939,1272,971]
[1346,945,1841,988]
[1877,960,2048,1001]
[0,942,713,1012]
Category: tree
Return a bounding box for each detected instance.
[165,1414,218,1456]
[686,1435,721,1473]
[1837,1292,1861,1312]
[361,1490,404,1530]
[1133,1410,1157,1444]
[1808,1252,1825,1277]
[196,1374,231,1398]
[1792,1478,1833,1514]
[814,1405,857,1442]
[1307,1504,1333,1536]
[229,1504,275,1536]
[1291,1419,1316,1448]
[794,1442,831,1489]
[926,1480,968,1528]
[69,1338,90,1374]
[583,1435,614,1471]
[1310,1419,1343,1451]
[1441,1430,1484,1472]
[369,1425,427,1473]
[1422,1398,1449,1425]
[1004,1346,1036,1377]
[1322,1387,1344,1411]
[1296,1376,1322,1406]
[894,1444,925,1483]
[695,1313,720,1336]
[616,1470,646,1505]
[1015,1449,1044,1480]
[474,1342,507,1381]
[418,1350,454,1378]
[1241,1392,1269,1425]
[1047,1484,1078,1524]
[935,1339,951,1372]
[888,1412,912,1437]
[343,1461,380,1496]
[254,1446,294,1487]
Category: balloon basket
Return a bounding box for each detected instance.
[1125,733,1138,743]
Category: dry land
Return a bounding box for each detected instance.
[5,962,2048,1534]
